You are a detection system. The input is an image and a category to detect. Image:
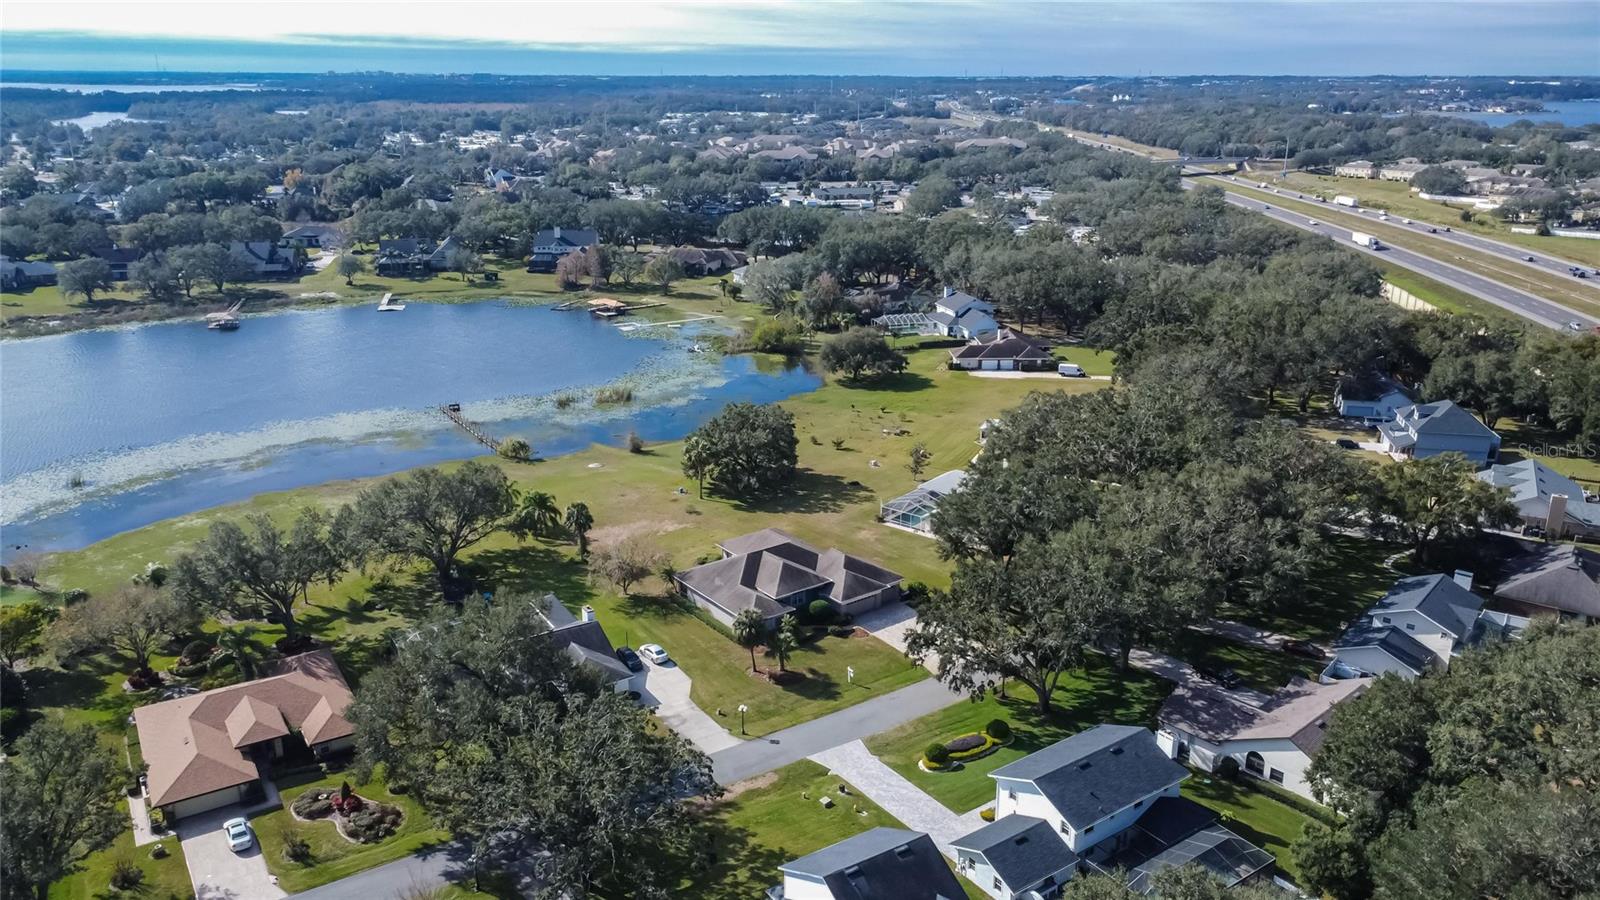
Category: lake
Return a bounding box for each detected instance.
[0,302,820,553]
[52,111,153,132]
[1440,99,1600,128]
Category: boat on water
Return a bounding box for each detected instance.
[377,292,406,311]
[207,316,240,331]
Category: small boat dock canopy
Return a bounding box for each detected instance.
[587,298,629,318]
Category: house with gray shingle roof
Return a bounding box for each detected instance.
[769,828,964,900]
[952,816,1077,900]
[1156,677,1367,802]
[1494,544,1600,622]
[673,528,902,628]
[537,593,639,693]
[1375,399,1501,465]
[1323,572,1527,682]
[956,725,1274,897]
[1477,458,1600,540]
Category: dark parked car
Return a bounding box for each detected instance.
[1196,664,1242,688]
[1281,639,1325,660]
[1334,438,1359,450]
[615,646,643,672]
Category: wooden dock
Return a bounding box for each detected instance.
[439,405,501,452]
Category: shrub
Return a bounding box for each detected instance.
[986,719,1012,741]
[1216,756,1241,781]
[830,438,846,450]
[110,856,144,890]
[902,582,930,608]
[169,660,209,678]
[180,640,213,664]
[281,825,313,864]
[148,843,168,860]
[980,807,996,822]
[147,808,166,831]
[924,742,952,766]
[627,430,645,453]
[498,437,532,461]
[292,789,335,820]
[946,733,987,753]
[345,802,404,843]
[828,625,856,638]
[595,385,634,405]
[63,588,88,605]
[806,599,834,623]
[554,393,577,409]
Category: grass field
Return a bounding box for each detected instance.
[253,767,449,894]
[1250,171,1600,269]
[1378,264,1526,322]
[0,252,741,330]
[1218,179,1600,319]
[689,760,984,900]
[864,660,1174,814]
[1220,534,1401,644]
[48,804,193,900]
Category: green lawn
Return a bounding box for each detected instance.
[1052,346,1117,376]
[1495,420,1600,491]
[1221,534,1401,644]
[1182,773,1319,884]
[253,766,449,894]
[865,659,1174,814]
[1159,631,1324,694]
[1377,264,1525,322]
[49,804,193,900]
[688,760,983,900]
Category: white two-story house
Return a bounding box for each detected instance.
[1325,572,1525,682]
[953,725,1274,898]
[929,287,1000,342]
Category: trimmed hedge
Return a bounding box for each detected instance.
[921,730,1011,769]
[924,742,952,766]
[986,719,1012,741]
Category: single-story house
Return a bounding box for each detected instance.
[674,528,902,627]
[527,227,600,272]
[1333,160,1377,178]
[1156,677,1368,801]
[229,241,306,278]
[768,828,964,900]
[881,470,966,534]
[957,725,1273,897]
[132,650,355,821]
[948,330,1055,371]
[1493,543,1600,622]
[649,246,747,277]
[0,256,59,289]
[1476,458,1600,540]
[1333,374,1415,423]
[1375,400,1500,466]
[374,237,462,276]
[282,225,340,250]
[537,593,641,693]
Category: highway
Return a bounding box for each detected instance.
[1194,180,1600,330]
[1222,173,1600,288]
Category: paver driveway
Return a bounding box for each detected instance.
[177,805,286,900]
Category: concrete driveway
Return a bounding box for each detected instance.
[637,658,743,753]
[853,601,940,674]
[177,805,286,900]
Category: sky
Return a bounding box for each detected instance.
[0,0,1597,77]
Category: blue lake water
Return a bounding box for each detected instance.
[1439,99,1600,128]
[0,301,820,553]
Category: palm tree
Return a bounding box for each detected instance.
[510,490,561,541]
[216,626,261,680]
[731,609,766,673]
[772,616,800,673]
[563,502,594,559]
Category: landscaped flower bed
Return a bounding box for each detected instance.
[919,719,1012,772]
[290,783,404,844]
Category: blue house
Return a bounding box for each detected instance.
[1334,374,1414,423]
[1375,400,1500,466]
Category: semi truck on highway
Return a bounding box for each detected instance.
[1351,231,1381,249]
[1334,195,1359,207]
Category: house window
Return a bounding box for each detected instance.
[1405,623,1414,631]
[993,876,1003,890]
[1381,616,1391,624]
[1008,789,1016,801]
[1245,752,1265,776]
[1269,769,1285,785]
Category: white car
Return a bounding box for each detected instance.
[223,817,253,853]
[639,643,670,665]
[1402,218,1412,224]
[1307,219,1319,226]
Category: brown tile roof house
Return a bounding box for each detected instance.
[134,650,355,818]
[675,528,902,626]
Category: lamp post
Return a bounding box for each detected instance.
[737,703,748,735]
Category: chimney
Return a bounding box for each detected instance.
[580,605,595,623]
[943,285,954,298]
[1546,494,1569,539]
[553,226,562,239]
[1452,570,1474,591]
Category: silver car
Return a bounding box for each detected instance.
[223,817,253,852]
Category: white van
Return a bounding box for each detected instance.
[1057,362,1086,377]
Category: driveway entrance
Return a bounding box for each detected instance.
[177,796,286,900]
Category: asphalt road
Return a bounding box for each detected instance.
[1234,173,1600,286]
[1185,178,1600,331]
